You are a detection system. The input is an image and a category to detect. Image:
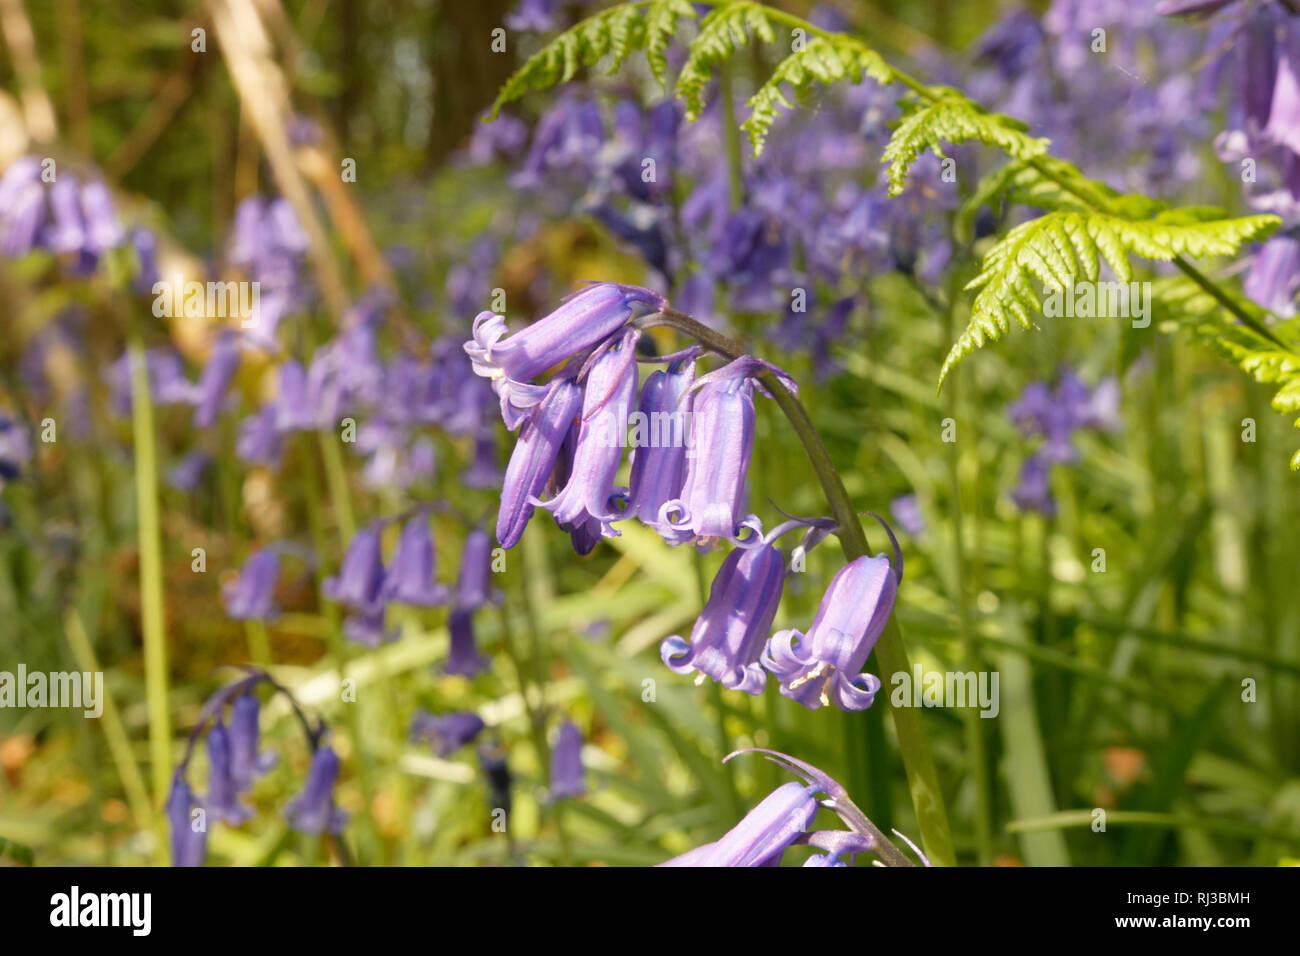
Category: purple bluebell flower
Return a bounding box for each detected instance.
[549,722,585,800]
[445,608,489,677]
[78,180,125,253]
[625,356,695,530]
[203,720,252,824]
[1011,453,1056,515]
[105,348,195,415]
[479,746,512,817]
[658,781,820,867]
[130,227,160,294]
[661,542,785,694]
[222,548,279,621]
[380,516,446,607]
[536,328,640,541]
[462,431,503,489]
[659,362,763,550]
[453,528,495,610]
[323,523,385,608]
[192,331,241,429]
[236,405,282,465]
[167,775,207,867]
[891,494,925,537]
[496,376,583,548]
[166,450,210,492]
[42,174,85,253]
[762,553,899,711]
[0,416,32,481]
[411,709,486,758]
[284,745,347,835]
[229,692,277,792]
[342,604,397,648]
[466,283,662,428]
[505,0,564,32]
[1245,235,1300,317]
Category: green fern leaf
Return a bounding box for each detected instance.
[939,210,1279,387]
[882,91,1050,197]
[742,36,893,154]
[645,0,697,86]
[677,2,776,121]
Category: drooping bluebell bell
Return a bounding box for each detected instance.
[660,541,785,694]
[659,360,764,550]
[496,375,583,549]
[229,692,277,792]
[658,781,820,867]
[0,415,32,482]
[466,283,662,428]
[762,552,900,712]
[236,405,283,466]
[625,355,696,531]
[105,348,195,415]
[445,608,489,678]
[342,603,397,648]
[462,431,502,489]
[165,450,210,492]
[1011,452,1056,515]
[479,744,513,818]
[323,523,385,608]
[192,331,241,429]
[380,516,446,608]
[453,528,495,610]
[284,745,347,835]
[549,721,586,800]
[0,156,44,257]
[166,775,207,868]
[536,328,640,541]
[129,226,159,294]
[411,709,486,759]
[203,720,253,824]
[1244,235,1300,317]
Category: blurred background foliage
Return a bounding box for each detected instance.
[1,0,1298,868]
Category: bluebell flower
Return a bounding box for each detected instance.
[284,745,347,835]
[192,331,241,429]
[453,528,495,610]
[1244,235,1300,317]
[762,552,899,712]
[0,415,32,482]
[496,376,583,549]
[445,608,489,678]
[165,450,210,492]
[411,709,486,758]
[236,405,283,466]
[625,356,695,530]
[536,328,640,542]
[323,523,386,608]
[1011,453,1056,515]
[549,721,586,800]
[229,692,277,792]
[380,516,446,608]
[166,775,207,868]
[661,541,785,694]
[658,781,820,867]
[342,603,397,648]
[203,720,252,824]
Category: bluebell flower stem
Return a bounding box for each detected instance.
[127,324,172,807]
[640,306,957,866]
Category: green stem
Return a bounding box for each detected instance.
[127,325,172,806]
[641,307,957,866]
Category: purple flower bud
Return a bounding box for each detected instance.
[762,554,899,711]
[236,405,283,465]
[549,721,585,800]
[534,330,639,542]
[223,548,280,621]
[204,720,252,824]
[496,376,583,548]
[660,370,761,549]
[192,331,241,429]
[625,357,695,529]
[284,745,347,835]
[658,781,820,867]
[323,524,385,608]
[229,692,277,792]
[661,542,785,694]
[411,709,485,758]
[380,517,446,607]
[445,608,489,677]
[167,775,207,868]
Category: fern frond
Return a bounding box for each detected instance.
[881,91,1050,197]
[488,0,697,118]
[677,2,776,121]
[742,36,893,154]
[938,210,1279,387]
